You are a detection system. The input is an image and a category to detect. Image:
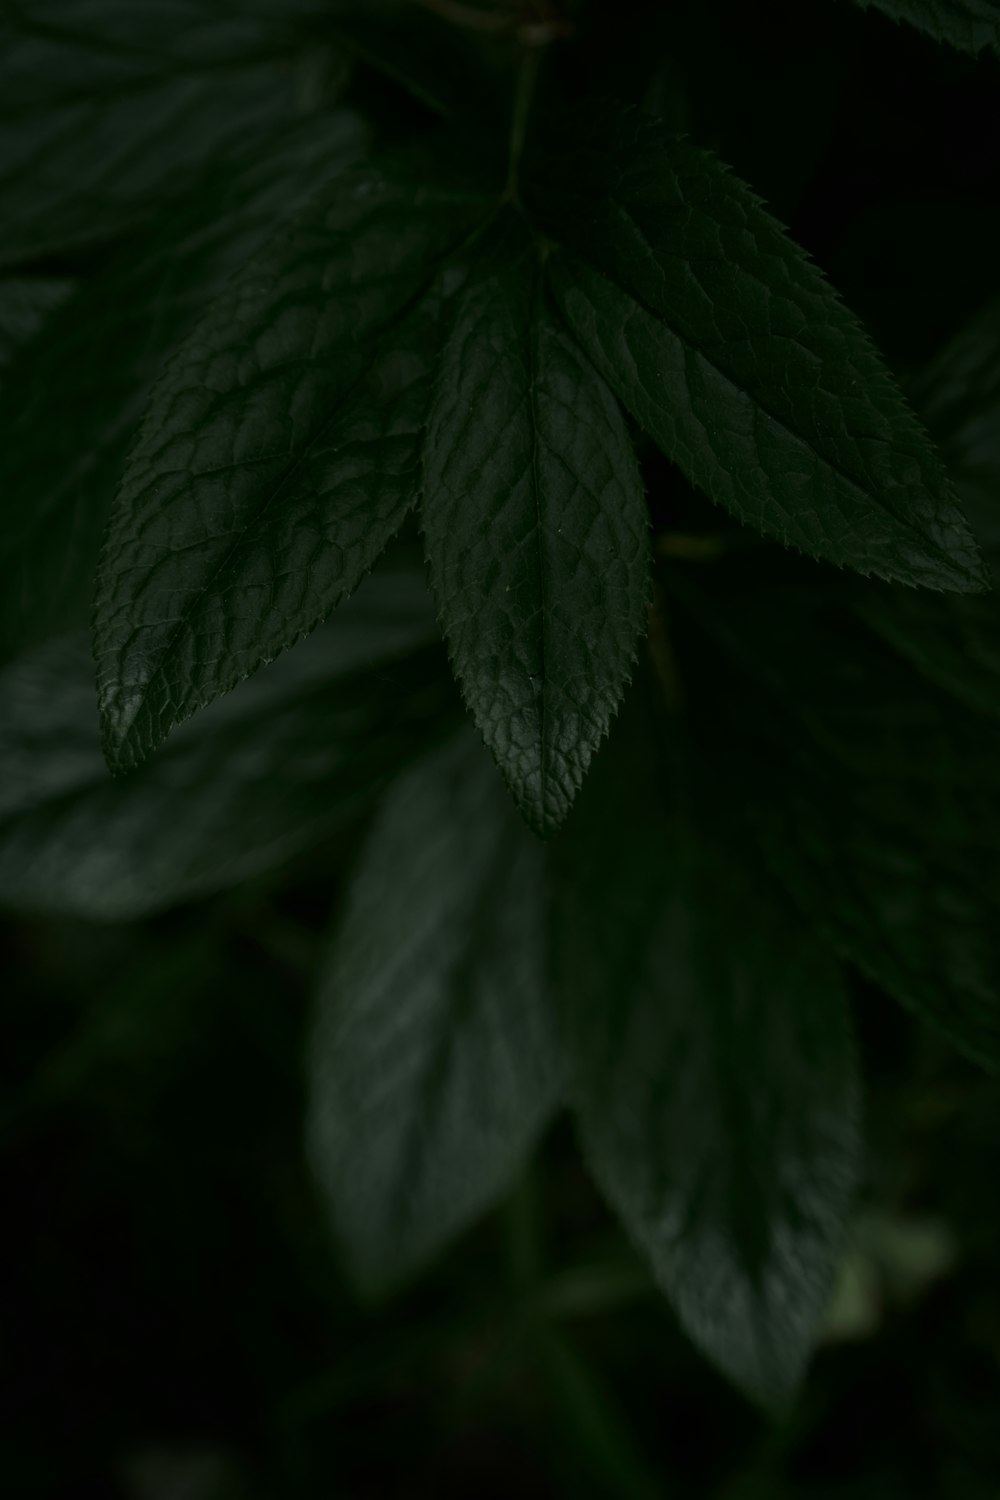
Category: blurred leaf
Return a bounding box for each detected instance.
[671,559,1000,1069]
[0,0,337,268]
[307,730,561,1294]
[94,142,492,771]
[0,565,455,919]
[852,578,1000,724]
[914,292,1000,512]
[851,294,1000,719]
[867,1213,958,1295]
[0,275,74,369]
[0,108,370,655]
[849,0,1000,56]
[120,1444,252,1500]
[1,936,215,1137]
[554,686,860,1405]
[820,1246,882,1344]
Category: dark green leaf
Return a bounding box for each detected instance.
[911,291,1000,552]
[0,0,333,267]
[0,109,369,655]
[853,580,1000,722]
[0,564,454,919]
[422,214,651,836]
[669,559,1000,1069]
[95,144,493,772]
[849,0,1000,56]
[307,730,560,1294]
[555,689,859,1403]
[527,114,987,593]
[764,672,1000,1070]
[851,296,1000,723]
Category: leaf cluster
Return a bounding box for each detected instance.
[2,0,1000,1408]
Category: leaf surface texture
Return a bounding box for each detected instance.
[528,116,986,592]
[95,145,491,769]
[422,214,651,834]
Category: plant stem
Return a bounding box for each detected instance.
[506,44,542,200]
[503,1160,542,1293]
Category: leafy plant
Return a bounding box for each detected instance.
[2,0,1000,1423]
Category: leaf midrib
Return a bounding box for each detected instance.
[527,278,549,827]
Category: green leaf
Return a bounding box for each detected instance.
[849,0,1000,56]
[0,0,332,268]
[0,109,369,655]
[0,564,454,920]
[554,689,860,1404]
[852,581,1000,723]
[850,297,1000,726]
[1,935,219,1140]
[95,144,493,772]
[0,276,74,370]
[763,671,1000,1071]
[422,214,651,836]
[307,730,561,1294]
[527,113,987,593]
[911,291,1000,554]
[669,558,1000,1070]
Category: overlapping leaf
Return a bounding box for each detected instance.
[422,213,651,835]
[849,0,1000,56]
[0,565,455,920]
[95,143,493,771]
[526,112,987,593]
[0,0,334,268]
[553,685,859,1404]
[0,109,370,654]
[307,730,560,1293]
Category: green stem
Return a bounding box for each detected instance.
[506,45,542,200]
[503,1160,542,1293]
[534,1331,663,1500]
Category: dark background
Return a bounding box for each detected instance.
[4,2,1000,1495]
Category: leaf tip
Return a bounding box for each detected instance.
[97,700,147,777]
